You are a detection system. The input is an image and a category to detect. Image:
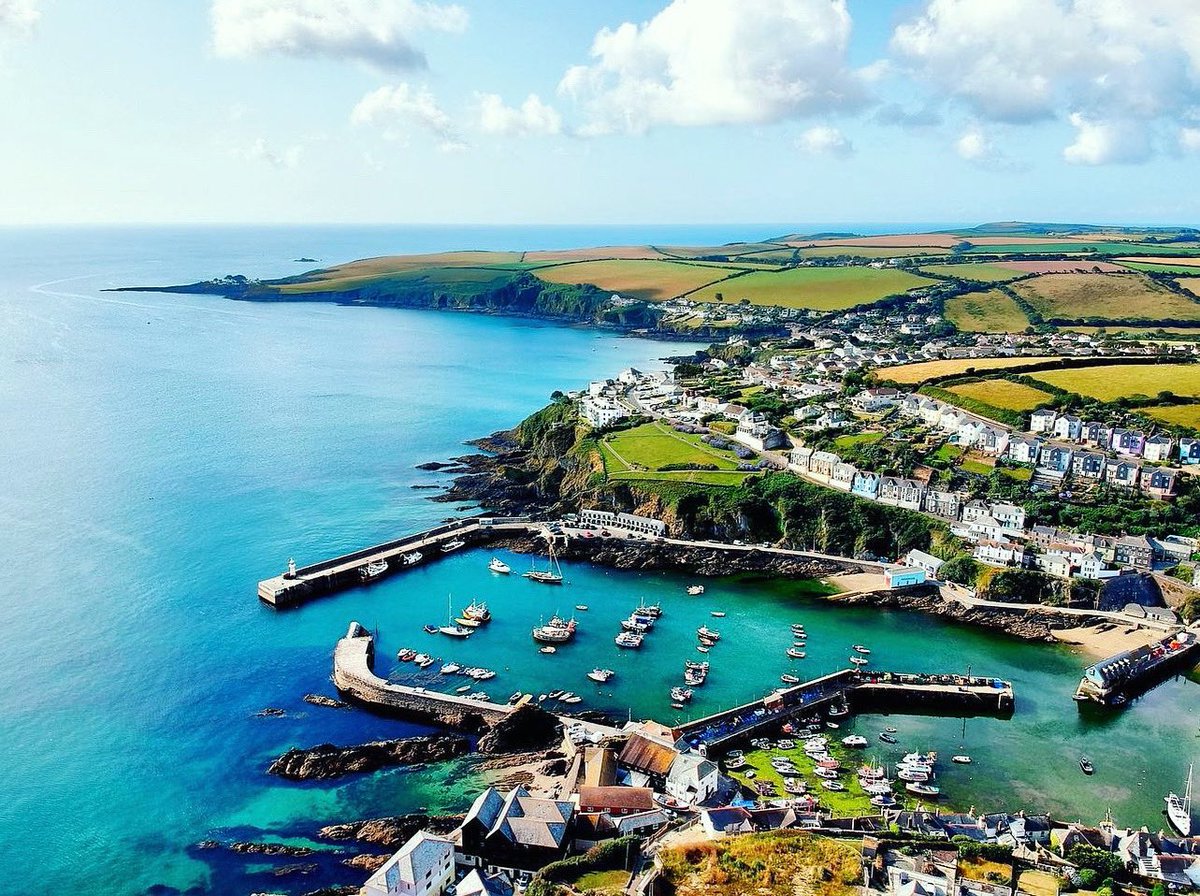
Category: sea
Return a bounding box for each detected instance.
[0,225,1196,896]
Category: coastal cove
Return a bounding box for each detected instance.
[2,226,1197,896]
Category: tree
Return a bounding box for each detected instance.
[940,555,980,586]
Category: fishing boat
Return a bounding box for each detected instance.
[461,599,492,623]
[532,614,576,643]
[952,755,972,764]
[879,732,898,744]
[587,668,614,683]
[828,703,849,718]
[884,726,898,734]
[454,617,483,628]
[697,625,721,641]
[841,735,868,748]
[852,645,871,655]
[670,686,694,702]
[615,631,644,648]
[621,617,652,633]
[440,539,466,553]
[906,782,940,797]
[539,646,556,654]
[786,648,806,659]
[1079,756,1095,775]
[439,662,461,675]
[359,558,388,580]
[635,601,663,618]
[849,656,869,666]
[1166,764,1193,836]
[780,673,800,684]
[696,645,709,653]
[455,685,472,693]
[686,585,705,595]
[487,557,511,574]
[711,611,726,618]
[523,543,564,584]
[401,551,423,566]
[683,661,709,686]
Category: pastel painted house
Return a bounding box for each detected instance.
[852,470,881,500]
[1007,436,1041,465]
[1082,421,1109,447]
[1142,468,1178,499]
[1037,445,1073,477]
[1106,460,1141,489]
[878,477,926,511]
[1072,451,1107,480]
[1110,428,1146,456]
[923,489,961,520]
[830,461,857,492]
[1179,438,1200,465]
[1053,414,1083,441]
[975,425,1010,456]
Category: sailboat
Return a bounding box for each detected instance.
[439,595,473,638]
[523,542,564,584]
[1166,763,1193,836]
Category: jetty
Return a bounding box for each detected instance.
[674,668,1014,756]
[1073,626,1199,707]
[257,516,536,608]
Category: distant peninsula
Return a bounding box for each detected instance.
[113,222,1200,338]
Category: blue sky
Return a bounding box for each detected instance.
[1,0,1198,226]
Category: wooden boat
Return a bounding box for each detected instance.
[786,648,806,659]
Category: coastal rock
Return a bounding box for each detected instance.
[229,842,317,857]
[300,886,360,896]
[318,814,464,849]
[255,707,287,718]
[302,694,347,709]
[416,461,459,471]
[341,853,391,872]
[477,704,562,755]
[273,863,318,877]
[268,735,469,781]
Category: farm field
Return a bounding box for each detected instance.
[1115,256,1200,268]
[532,258,735,301]
[967,241,1200,255]
[279,265,515,295]
[796,245,946,259]
[1117,261,1200,275]
[686,266,934,310]
[920,264,1023,283]
[994,260,1127,273]
[522,245,666,262]
[657,242,788,259]
[1062,325,1200,336]
[788,233,1079,249]
[946,379,1054,411]
[943,289,1031,332]
[599,422,742,472]
[1141,404,1200,429]
[1030,363,1200,401]
[1179,278,1200,296]
[1010,272,1200,321]
[303,251,523,279]
[879,356,1066,384]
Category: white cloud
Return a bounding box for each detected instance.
[211,0,467,68]
[1063,113,1150,165]
[892,0,1200,163]
[238,137,303,169]
[0,0,39,33]
[954,127,990,162]
[477,93,562,137]
[796,125,852,157]
[1181,127,1200,153]
[558,0,865,135]
[351,83,466,151]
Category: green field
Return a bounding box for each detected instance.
[967,241,1200,255]
[946,379,1053,411]
[1031,363,1200,400]
[1116,261,1200,275]
[279,265,517,295]
[1010,272,1200,322]
[686,266,934,310]
[879,356,1066,384]
[834,432,882,449]
[944,289,1031,332]
[797,245,946,259]
[597,422,754,486]
[571,869,629,893]
[921,263,1023,283]
[533,258,736,301]
[1139,404,1200,429]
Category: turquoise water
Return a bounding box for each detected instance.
[0,226,1196,895]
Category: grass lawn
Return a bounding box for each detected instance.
[602,422,742,471]
[686,266,935,310]
[608,469,751,486]
[1001,466,1033,482]
[878,357,1066,385]
[1011,272,1200,322]
[1017,869,1061,896]
[834,432,883,449]
[945,380,1053,411]
[571,869,629,893]
[1141,403,1200,430]
[279,265,519,295]
[961,457,995,475]
[934,444,964,463]
[532,258,739,301]
[960,857,1013,886]
[944,290,1031,332]
[1030,363,1200,400]
[921,264,1023,283]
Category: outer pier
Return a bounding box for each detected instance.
[1073,626,1199,707]
[257,516,536,608]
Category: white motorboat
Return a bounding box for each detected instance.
[852,645,871,655]
[780,673,800,684]
[401,551,423,566]
[849,656,869,666]
[822,780,846,791]
[359,558,388,580]
[697,625,720,641]
[952,755,972,764]
[614,631,643,648]
[440,539,466,553]
[841,735,868,748]
[439,662,461,675]
[587,668,615,683]
[670,686,694,702]
[687,584,705,595]
[1166,763,1193,837]
[539,646,557,654]
[488,557,511,574]
[560,693,582,704]
[786,648,806,659]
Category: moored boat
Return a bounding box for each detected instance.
[906,782,940,797]
[670,686,693,702]
[454,617,482,628]
[849,656,869,666]
[841,735,868,748]
[615,631,643,648]
[780,673,800,684]
[397,648,417,661]
[1080,756,1095,775]
[532,614,576,643]
[423,624,440,635]
[711,611,726,617]
[697,625,720,641]
[852,644,871,655]
[587,668,615,683]
[488,557,511,574]
[1165,763,1193,836]
[879,732,898,744]
[439,624,473,638]
[786,648,806,659]
[439,662,461,675]
[686,585,704,595]
[635,601,663,618]
[461,599,492,623]
[440,539,466,553]
[539,646,556,654]
[358,558,388,580]
[523,543,564,584]
[401,551,423,566]
[952,755,972,764]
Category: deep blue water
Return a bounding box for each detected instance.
[0,225,1195,896]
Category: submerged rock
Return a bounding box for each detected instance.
[318,814,464,849]
[302,694,348,709]
[268,735,469,781]
[229,842,317,857]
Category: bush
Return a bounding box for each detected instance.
[1077,869,1099,888]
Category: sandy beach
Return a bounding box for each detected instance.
[1051,622,1161,660]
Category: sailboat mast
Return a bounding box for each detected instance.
[1187,763,1194,812]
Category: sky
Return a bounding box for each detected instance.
[1,0,1199,227]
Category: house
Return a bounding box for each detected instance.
[1072,451,1107,480]
[974,539,1021,566]
[1077,552,1109,580]
[808,450,840,481]
[961,499,990,524]
[1114,535,1154,570]
[580,397,628,429]
[853,387,900,411]
[1036,553,1073,578]
[923,489,961,520]
[695,395,726,416]
[363,831,456,896]
[904,549,945,578]
[735,411,788,451]
[1030,408,1057,433]
[852,470,881,500]
[878,477,926,511]
[721,403,748,420]
[1007,436,1041,465]
[1037,444,1073,476]
[1110,428,1146,456]
[454,870,513,896]
[886,566,927,588]
[456,786,574,871]
[1082,420,1109,447]
[1053,414,1082,441]
[967,514,1008,542]
[700,806,754,838]
[788,445,814,472]
[617,734,678,789]
[1142,468,1178,499]
[1142,434,1175,463]
[976,425,1010,456]
[1179,437,1200,465]
[1106,459,1141,489]
[990,502,1026,531]
[577,786,654,816]
[665,752,719,805]
[830,461,857,491]
[957,419,984,446]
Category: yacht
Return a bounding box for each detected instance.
[1166,764,1193,836]
[439,662,462,675]
[587,668,615,683]
[440,539,466,553]
[439,624,473,638]
[635,601,663,618]
[841,735,868,748]
[358,558,388,580]
[906,782,941,797]
[615,631,644,648]
[488,557,511,574]
[401,551,423,566]
[686,585,705,595]
[523,544,564,584]
[670,686,694,702]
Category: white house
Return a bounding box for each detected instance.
[1036,553,1073,578]
[1007,437,1041,465]
[666,752,719,805]
[904,549,945,579]
[1030,408,1057,433]
[363,831,456,896]
[581,397,628,429]
[990,502,1026,531]
[1053,414,1082,441]
[974,540,1020,566]
[1142,435,1175,463]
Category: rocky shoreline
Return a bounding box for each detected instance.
[268,735,470,781]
